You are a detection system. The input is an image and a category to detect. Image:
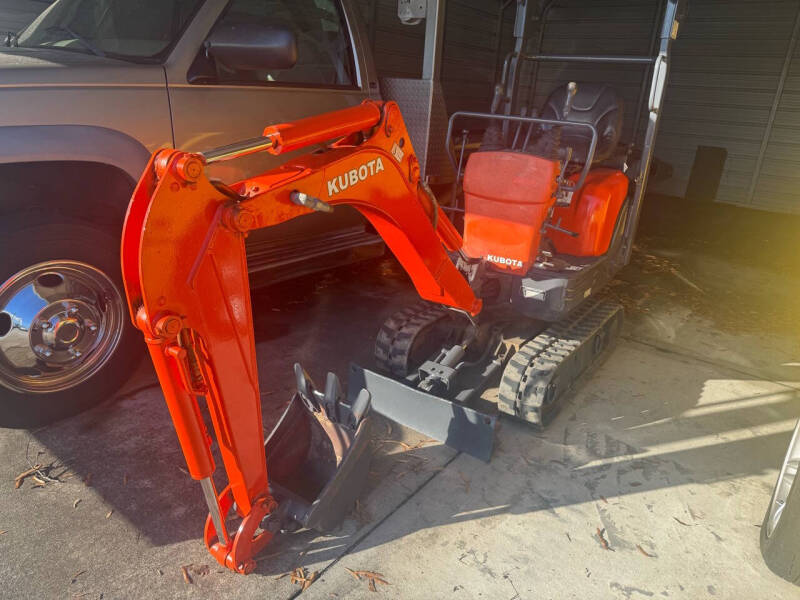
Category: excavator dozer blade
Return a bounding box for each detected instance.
[347,364,497,462]
[265,365,374,533]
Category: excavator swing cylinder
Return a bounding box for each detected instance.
[120,100,482,574]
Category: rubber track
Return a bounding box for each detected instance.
[498,296,623,427]
[374,302,449,378]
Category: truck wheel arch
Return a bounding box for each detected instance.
[0,124,154,224]
[0,124,151,182]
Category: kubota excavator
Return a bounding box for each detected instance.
[121,0,683,575]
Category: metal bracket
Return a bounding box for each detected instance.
[398,0,426,25]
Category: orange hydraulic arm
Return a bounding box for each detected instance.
[120,100,480,573]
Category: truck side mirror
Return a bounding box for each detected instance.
[205,23,297,72]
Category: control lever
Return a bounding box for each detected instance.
[554,82,579,203]
[543,217,579,238]
[562,81,578,119]
[349,389,371,428]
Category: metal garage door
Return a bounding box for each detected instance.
[657,0,800,212]
[515,0,661,152]
[752,4,800,213]
[516,0,800,213]
[357,0,514,112]
[361,0,800,215]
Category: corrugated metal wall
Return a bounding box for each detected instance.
[5,0,800,213]
[357,0,515,112]
[515,0,661,150]
[511,0,800,214]
[656,0,800,212]
[361,0,800,214]
[750,3,800,212]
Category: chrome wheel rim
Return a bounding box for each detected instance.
[0,260,125,394]
[766,420,800,538]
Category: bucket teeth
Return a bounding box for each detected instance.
[294,363,318,406]
[266,364,373,533]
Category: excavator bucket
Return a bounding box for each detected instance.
[264,365,373,532]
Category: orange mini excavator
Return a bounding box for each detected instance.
[122,1,682,573]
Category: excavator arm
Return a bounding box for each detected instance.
[120,100,480,573]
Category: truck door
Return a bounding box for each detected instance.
[163,0,379,280]
[165,0,370,177]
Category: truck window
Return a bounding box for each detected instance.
[15,0,203,61]
[189,0,357,89]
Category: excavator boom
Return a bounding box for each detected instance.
[120,100,480,573]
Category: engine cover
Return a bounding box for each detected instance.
[548,169,629,256]
[462,151,559,273]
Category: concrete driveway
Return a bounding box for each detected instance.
[1,200,799,599]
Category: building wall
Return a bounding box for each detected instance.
[5,0,799,213]
[356,0,515,113]
[657,0,800,212]
[361,0,800,214]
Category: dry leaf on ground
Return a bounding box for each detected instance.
[14,465,42,489]
[70,570,86,584]
[180,565,192,584]
[636,544,654,557]
[344,568,390,592]
[290,567,318,591]
[187,564,209,577]
[596,527,611,551]
[458,471,471,493]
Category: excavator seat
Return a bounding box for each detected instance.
[462,82,628,269]
[536,82,624,164]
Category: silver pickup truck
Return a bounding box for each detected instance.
[0,0,384,426]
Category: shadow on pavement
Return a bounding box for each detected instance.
[18,197,800,583]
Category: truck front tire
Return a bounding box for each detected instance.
[761,420,800,584]
[0,217,141,428]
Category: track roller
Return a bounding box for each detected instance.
[374,302,456,378]
[498,297,623,427]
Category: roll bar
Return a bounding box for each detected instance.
[455,0,685,264]
[445,111,598,195]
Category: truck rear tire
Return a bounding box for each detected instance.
[760,420,800,584]
[0,217,141,428]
